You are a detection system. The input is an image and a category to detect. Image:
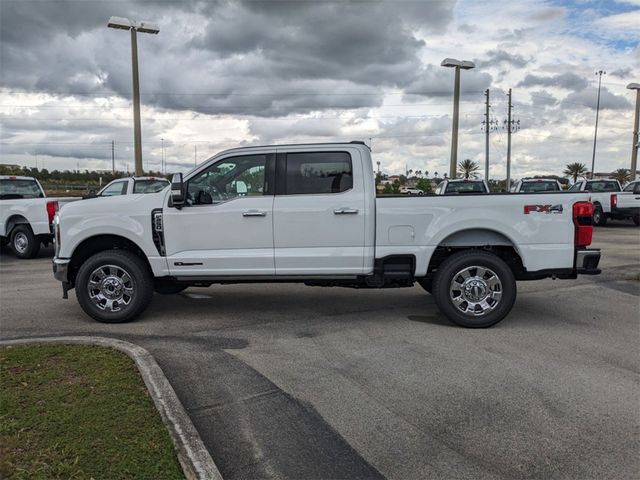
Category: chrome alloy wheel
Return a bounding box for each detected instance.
[87,264,135,312]
[13,232,28,254]
[449,265,502,316]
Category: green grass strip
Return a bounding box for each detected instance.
[0,344,184,480]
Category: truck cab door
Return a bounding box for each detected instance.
[272,148,368,275]
[162,152,276,276]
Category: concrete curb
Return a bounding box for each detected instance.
[0,336,222,480]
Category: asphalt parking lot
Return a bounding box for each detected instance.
[1,225,639,480]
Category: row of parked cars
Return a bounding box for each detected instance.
[404,177,640,226]
[0,175,169,258]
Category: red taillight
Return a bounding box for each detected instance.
[573,201,593,247]
[611,194,617,208]
[46,201,58,225]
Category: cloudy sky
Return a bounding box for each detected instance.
[1,0,638,179]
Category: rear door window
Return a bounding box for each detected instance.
[283,152,353,195]
[520,181,560,192]
[445,181,486,193]
[587,181,620,192]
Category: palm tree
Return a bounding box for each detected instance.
[563,162,588,183]
[612,168,631,185]
[458,159,480,179]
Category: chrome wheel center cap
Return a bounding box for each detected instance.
[463,278,488,302]
[101,276,123,299]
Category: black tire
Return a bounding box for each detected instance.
[154,280,188,295]
[10,225,40,259]
[75,250,154,323]
[417,278,433,294]
[633,216,640,227]
[592,206,607,226]
[432,250,516,328]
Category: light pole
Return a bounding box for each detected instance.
[441,58,475,179]
[107,16,159,176]
[627,83,640,181]
[590,70,605,179]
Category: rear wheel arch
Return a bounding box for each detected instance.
[4,214,30,235]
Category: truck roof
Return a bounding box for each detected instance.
[0,175,37,181]
[218,141,371,154]
[521,178,559,182]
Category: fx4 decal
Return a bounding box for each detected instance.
[523,204,563,214]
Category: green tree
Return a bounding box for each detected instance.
[563,162,588,182]
[416,178,432,193]
[457,159,480,179]
[612,168,631,185]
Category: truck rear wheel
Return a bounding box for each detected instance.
[10,225,40,259]
[75,250,154,323]
[592,206,606,226]
[432,250,516,328]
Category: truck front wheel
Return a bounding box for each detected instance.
[75,250,154,323]
[432,250,516,328]
[10,225,40,259]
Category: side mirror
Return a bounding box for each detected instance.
[170,173,185,209]
[83,190,97,199]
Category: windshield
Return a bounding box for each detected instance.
[0,179,44,199]
[133,179,169,194]
[520,181,560,192]
[446,181,486,193]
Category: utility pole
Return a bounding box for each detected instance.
[590,70,606,179]
[481,89,497,181]
[503,89,520,190]
[111,140,115,173]
[161,138,165,175]
[627,83,640,181]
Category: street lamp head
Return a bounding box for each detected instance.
[107,16,132,30]
[627,83,640,90]
[107,16,159,34]
[440,58,475,69]
[136,21,160,34]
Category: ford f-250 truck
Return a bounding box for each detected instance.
[611,180,640,225]
[1,175,79,258]
[568,178,622,226]
[52,142,601,328]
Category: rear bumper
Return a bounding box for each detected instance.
[611,206,639,218]
[575,248,601,275]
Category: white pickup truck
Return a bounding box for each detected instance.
[568,179,622,226]
[0,175,79,258]
[611,180,640,225]
[434,179,490,194]
[52,142,601,328]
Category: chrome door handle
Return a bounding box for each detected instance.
[334,208,359,215]
[242,210,266,217]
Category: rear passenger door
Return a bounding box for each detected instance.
[273,149,366,275]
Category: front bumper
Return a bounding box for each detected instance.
[52,257,70,283]
[575,248,601,275]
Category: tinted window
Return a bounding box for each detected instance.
[0,179,44,199]
[586,181,620,192]
[520,181,560,192]
[445,181,486,193]
[285,152,352,195]
[133,179,169,194]
[186,154,266,205]
[100,181,127,197]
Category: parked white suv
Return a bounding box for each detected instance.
[53,142,600,328]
